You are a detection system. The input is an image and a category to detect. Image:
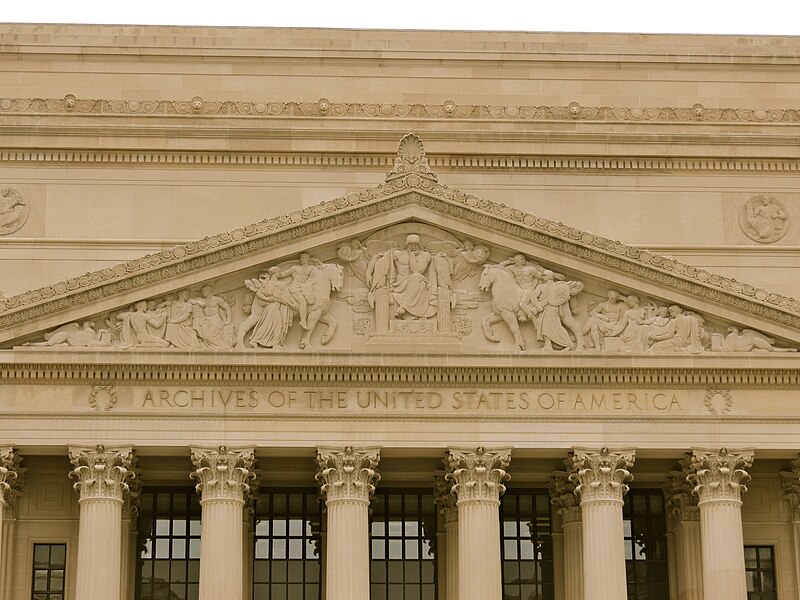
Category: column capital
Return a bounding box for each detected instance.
[780,457,800,521]
[664,457,699,529]
[549,470,581,524]
[0,446,25,518]
[433,470,458,525]
[688,448,753,505]
[316,446,380,503]
[69,444,135,502]
[570,447,635,504]
[445,447,511,504]
[190,445,255,503]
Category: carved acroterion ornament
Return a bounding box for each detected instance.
[68,445,135,502]
[190,445,256,503]
[315,446,381,503]
[445,447,511,504]
[385,133,438,183]
[570,447,635,503]
[688,448,754,505]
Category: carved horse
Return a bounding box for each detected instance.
[298,263,344,349]
[478,265,526,351]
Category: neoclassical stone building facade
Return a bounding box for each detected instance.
[1,24,800,600]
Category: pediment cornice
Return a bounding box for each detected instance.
[2,133,799,348]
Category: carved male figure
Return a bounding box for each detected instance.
[118,301,171,348]
[608,295,650,351]
[389,234,435,318]
[189,285,232,349]
[25,321,110,347]
[165,289,201,349]
[337,239,369,283]
[648,305,704,353]
[278,253,319,330]
[498,254,545,322]
[582,290,627,350]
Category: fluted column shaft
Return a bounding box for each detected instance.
[191,445,255,600]
[434,470,459,600]
[69,445,134,600]
[316,446,380,600]
[689,448,753,600]
[570,447,635,600]
[446,447,511,600]
[665,465,703,600]
[550,470,582,600]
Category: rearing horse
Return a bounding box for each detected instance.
[479,265,526,351]
[298,263,344,349]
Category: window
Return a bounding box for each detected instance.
[745,546,777,600]
[624,489,669,600]
[31,543,66,600]
[500,489,554,600]
[370,490,437,600]
[253,490,322,600]
[136,488,202,600]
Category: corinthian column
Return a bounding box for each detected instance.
[191,445,255,600]
[781,458,800,600]
[570,447,635,600]
[665,459,703,600]
[550,470,583,600]
[69,445,135,600]
[0,446,23,600]
[316,446,381,600]
[689,448,753,600]
[446,447,511,600]
[434,470,459,600]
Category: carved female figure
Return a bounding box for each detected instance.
[249,268,296,349]
[164,289,201,349]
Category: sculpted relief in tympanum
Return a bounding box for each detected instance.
[18,223,797,355]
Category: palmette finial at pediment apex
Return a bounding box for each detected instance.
[386,133,438,183]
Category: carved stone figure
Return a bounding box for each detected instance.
[739,195,789,243]
[164,289,201,349]
[535,277,584,351]
[244,267,296,349]
[368,235,436,319]
[648,305,704,353]
[722,327,798,353]
[0,187,29,235]
[277,253,321,330]
[337,239,369,283]
[497,254,546,323]
[583,290,627,350]
[188,286,233,349]
[479,264,527,351]
[117,301,171,348]
[607,295,651,351]
[24,321,110,347]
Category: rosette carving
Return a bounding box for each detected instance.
[549,470,581,524]
[68,445,135,502]
[688,448,753,505]
[445,447,511,504]
[570,447,635,503]
[315,446,381,503]
[190,445,255,503]
[433,469,458,524]
[664,457,699,528]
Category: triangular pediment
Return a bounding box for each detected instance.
[2,134,799,357]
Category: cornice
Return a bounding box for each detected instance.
[1,361,799,389]
[2,148,800,175]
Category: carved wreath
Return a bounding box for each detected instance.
[703,388,733,416]
[89,384,118,412]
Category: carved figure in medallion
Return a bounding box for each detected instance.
[117,301,171,348]
[189,285,233,349]
[24,321,110,347]
[535,276,584,351]
[478,264,527,351]
[243,267,297,349]
[739,195,789,243]
[582,290,626,350]
[722,327,798,353]
[164,289,201,349]
[648,305,704,353]
[277,253,321,330]
[0,188,29,235]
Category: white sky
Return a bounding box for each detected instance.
[3,0,800,35]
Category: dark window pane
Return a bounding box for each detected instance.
[31,545,68,596]
[501,490,554,600]
[624,490,670,600]
[746,546,777,600]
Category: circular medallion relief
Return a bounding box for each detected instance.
[738,195,789,243]
[0,187,29,235]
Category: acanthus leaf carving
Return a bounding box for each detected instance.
[570,447,635,504]
[0,446,24,517]
[780,457,800,522]
[688,448,754,505]
[315,446,381,503]
[433,469,458,525]
[445,446,511,504]
[68,445,135,502]
[190,445,256,503]
[664,457,700,529]
[549,469,581,524]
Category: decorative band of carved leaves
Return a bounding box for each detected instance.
[0,182,798,338]
[1,97,799,124]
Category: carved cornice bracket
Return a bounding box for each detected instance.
[549,470,581,524]
[780,457,800,521]
[433,469,458,525]
[68,444,135,502]
[688,447,754,505]
[315,446,381,503]
[570,447,635,504]
[190,445,256,503]
[445,446,511,504]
